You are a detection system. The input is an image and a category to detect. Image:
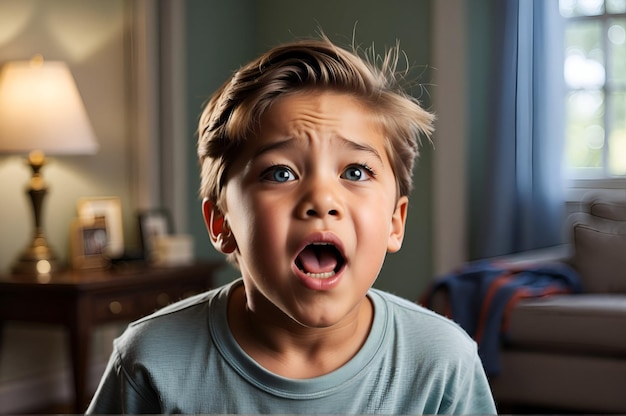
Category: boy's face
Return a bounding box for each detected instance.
[205,91,408,329]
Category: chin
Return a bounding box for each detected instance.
[287,301,360,329]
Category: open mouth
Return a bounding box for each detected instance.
[295,242,345,279]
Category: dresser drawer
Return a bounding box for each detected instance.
[142,284,206,312]
[92,284,207,322]
[93,292,144,321]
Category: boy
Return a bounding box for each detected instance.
[87,36,496,414]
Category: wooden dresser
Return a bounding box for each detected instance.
[0,261,221,412]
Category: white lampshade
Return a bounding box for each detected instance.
[0,57,99,155]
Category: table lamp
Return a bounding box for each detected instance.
[0,55,99,275]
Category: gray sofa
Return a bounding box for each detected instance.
[488,197,626,413]
[427,197,626,413]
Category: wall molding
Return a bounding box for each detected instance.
[159,0,188,233]
[127,0,161,211]
[127,0,188,231]
[432,0,468,275]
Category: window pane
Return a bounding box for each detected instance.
[560,0,605,17]
[565,90,606,168]
[607,0,626,13]
[609,91,626,175]
[565,20,605,88]
[608,18,626,85]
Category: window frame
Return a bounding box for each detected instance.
[561,1,626,200]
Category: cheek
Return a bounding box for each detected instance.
[227,192,287,258]
[354,198,396,243]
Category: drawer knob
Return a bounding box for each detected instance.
[109,301,123,315]
[157,293,171,307]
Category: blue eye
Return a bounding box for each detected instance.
[262,166,296,182]
[342,164,374,181]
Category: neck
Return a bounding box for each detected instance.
[227,283,373,378]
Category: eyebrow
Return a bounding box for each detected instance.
[252,139,294,159]
[341,137,384,164]
[253,136,384,164]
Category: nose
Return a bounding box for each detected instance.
[296,177,342,220]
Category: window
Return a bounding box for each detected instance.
[561,0,626,181]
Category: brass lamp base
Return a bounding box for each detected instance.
[11,151,64,276]
[11,234,62,275]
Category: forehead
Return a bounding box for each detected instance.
[255,91,384,146]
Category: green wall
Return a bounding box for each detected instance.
[185,0,433,300]
[466,0,496,261]
[184,0,258,285]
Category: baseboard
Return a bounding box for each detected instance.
[0,360,107,414]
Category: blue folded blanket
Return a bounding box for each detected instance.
[422,260,582,376]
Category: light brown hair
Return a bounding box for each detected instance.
[198,36,434,210]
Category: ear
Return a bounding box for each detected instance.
[202,198,237,254]
[387,196,408,253]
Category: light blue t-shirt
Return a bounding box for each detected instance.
[87,279,496,414]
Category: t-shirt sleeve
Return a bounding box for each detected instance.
[85,348,161,414]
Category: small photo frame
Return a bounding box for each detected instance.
[70,216,109,270]
[138,209,173,257]
[77,196,124,257]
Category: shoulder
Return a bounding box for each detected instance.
[373,289,468,332]
[371,289,477,358]
[113,282,233,361]
[366,290,495,414]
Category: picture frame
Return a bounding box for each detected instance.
[77,196,124,258]
[138,208,173,258]
[70,216,109,270]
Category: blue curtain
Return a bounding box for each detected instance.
[472,0,566,259]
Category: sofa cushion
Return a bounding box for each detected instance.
[569,212,626,293]
[506,294,626,356]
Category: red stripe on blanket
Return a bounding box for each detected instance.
[474,272,513,343]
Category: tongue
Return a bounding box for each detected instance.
[297,246,338,274]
